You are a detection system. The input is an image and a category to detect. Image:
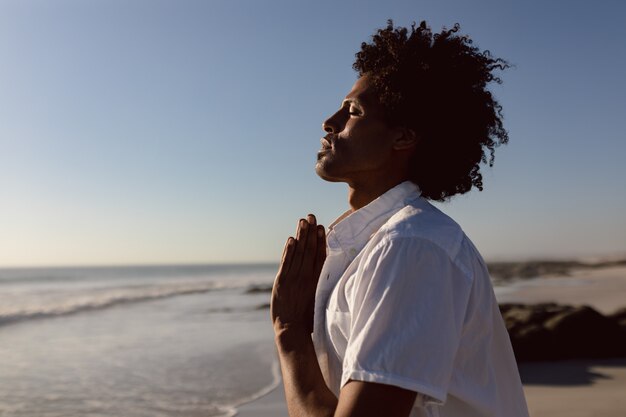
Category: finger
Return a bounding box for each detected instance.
[300,214,318,273]
[279,236,290,264]
[276,237,296,281]
[295,218,308,242]
[313,225,326,280]
[292,219,308,272]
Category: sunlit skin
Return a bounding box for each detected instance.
[270,75,419,417]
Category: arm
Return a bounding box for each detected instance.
[274,322,337,417]
[271,215,417,417]
[271,214,336,417]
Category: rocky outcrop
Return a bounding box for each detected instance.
[500,303,626,362]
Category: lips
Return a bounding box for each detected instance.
[320,137,332,150]
[321,133,338,151]
[317,137,332,161]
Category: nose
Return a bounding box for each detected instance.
[322,117,336,134]
[322,109,344,134]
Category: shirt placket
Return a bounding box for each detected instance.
[312,230,353,387]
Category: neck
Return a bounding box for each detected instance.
[347,176,409,211]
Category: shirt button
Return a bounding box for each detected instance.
[349,248,357,257]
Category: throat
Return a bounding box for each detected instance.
[347,179,409,211]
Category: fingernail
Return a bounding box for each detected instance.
[300,219,307,229]
[318,228,323,237]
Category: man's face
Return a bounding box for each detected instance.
[315,75,403,184]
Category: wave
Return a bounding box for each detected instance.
[0,282,226,327]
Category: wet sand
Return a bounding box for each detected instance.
[236,385,286,417]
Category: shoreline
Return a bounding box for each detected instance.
[235,384,286,417]
[227,359,282,417]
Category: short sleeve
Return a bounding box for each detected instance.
[341,236,473,405]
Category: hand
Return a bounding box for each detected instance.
[271,214,326,334]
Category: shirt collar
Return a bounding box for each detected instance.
[327,181,421,253]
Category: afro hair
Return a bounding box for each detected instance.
[353,20,510,201]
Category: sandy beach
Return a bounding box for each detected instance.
[520,358,626,417]
[235,265,626,417]
[496,265,626,315]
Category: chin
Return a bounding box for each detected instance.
[315,163,345,183]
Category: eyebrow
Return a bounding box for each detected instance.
[341,97,365,109]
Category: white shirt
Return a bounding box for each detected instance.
[312,181,529,417]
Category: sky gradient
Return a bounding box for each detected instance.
[1,0,625,267]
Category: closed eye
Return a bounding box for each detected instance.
[348,106,362,116]
[340,99,363,117]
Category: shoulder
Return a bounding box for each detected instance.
[359,196,488,285]
[377,196,466,261]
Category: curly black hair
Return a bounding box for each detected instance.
[353,20,510,201]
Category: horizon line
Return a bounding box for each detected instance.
[2,253,626,270]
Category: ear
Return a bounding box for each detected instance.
[392,127,419,151]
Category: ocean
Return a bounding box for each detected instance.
[0,264,280,417]
[0,262,532,416]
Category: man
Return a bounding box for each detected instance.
[270,21,529,417]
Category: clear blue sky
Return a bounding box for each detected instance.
[1,0,625,267]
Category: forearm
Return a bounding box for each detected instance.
[275,323,338,417]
